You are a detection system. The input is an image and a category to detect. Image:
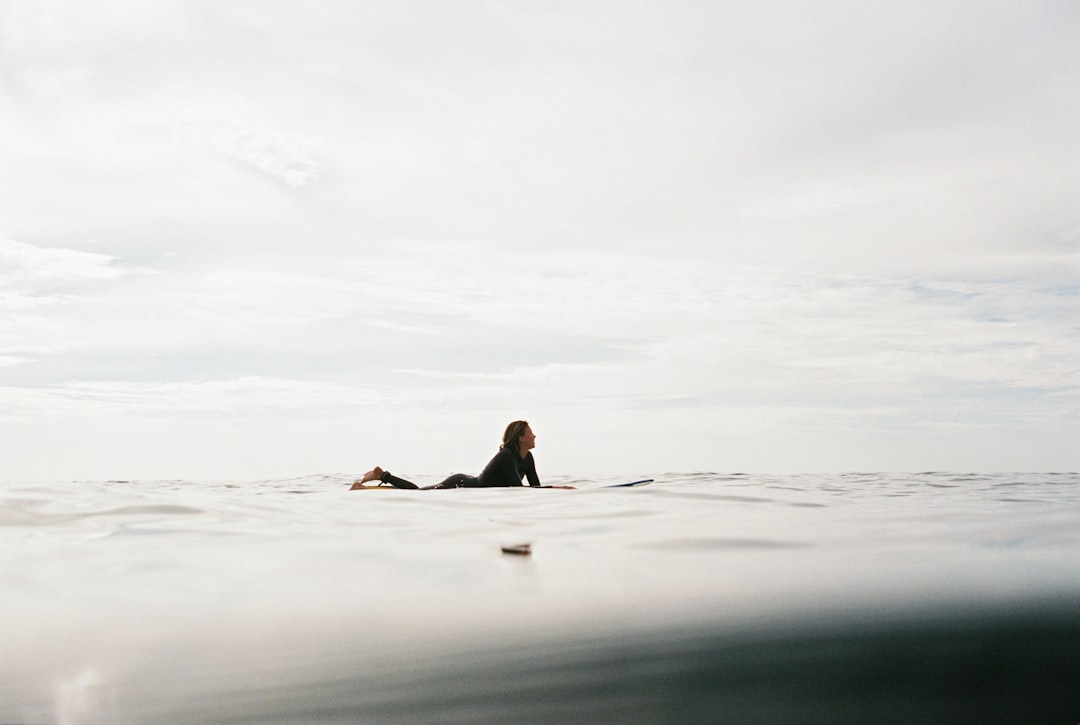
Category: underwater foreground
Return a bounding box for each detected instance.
[2,472,1078,723]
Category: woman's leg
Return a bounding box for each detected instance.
[378,470,420,489]
[428,473,480,489]
[351,468,477,490]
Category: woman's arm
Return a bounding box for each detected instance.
[524,453,541,487]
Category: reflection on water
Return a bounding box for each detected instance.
[1,472,1078,723]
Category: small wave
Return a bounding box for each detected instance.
[649,490,774,504]
[98,504,204,516]
[643,537,811,550]
[0,502,204,527]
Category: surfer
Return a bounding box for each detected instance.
[350,420,573,490]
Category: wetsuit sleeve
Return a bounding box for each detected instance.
[524,453,540,487]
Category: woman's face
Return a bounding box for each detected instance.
[520,425,536,451]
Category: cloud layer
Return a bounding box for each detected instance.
[1,1,1077,478]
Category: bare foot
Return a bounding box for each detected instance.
[350,467,385,489]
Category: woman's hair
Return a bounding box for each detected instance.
[500,420,529,451]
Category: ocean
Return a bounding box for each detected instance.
[2,472,1078,724]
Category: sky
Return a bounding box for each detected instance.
[1,0,1078,480]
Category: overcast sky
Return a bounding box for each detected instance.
[2,0,1078,480]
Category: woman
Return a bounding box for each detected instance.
[350,421,572,490]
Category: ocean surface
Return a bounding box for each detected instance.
[2,472,1078,724]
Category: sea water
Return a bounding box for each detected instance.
[1,472,1078,724]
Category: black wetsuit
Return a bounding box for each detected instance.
[379,448,541,489]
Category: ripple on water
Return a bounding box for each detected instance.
[641,537,812,551]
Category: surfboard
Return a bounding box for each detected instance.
[349,479,654,490]
[604,479,654,488]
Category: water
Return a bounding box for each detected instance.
[2,472,1078,724]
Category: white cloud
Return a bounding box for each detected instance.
[0,376,388,417]
[180,115,321,189]
[0,237,145,367]
[0,236,128,290]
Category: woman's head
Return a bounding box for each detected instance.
[500,420,535,453]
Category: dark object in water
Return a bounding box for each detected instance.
[501,543,532,556]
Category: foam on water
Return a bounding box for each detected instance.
[2,473,1078,723]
